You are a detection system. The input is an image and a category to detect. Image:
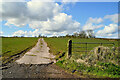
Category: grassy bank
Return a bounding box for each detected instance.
[2,37,39,62]
[44,37,120,78]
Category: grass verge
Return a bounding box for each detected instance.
[44,37,120,78]
[2,37,39,64]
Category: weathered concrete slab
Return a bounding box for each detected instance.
[16,38,55,64]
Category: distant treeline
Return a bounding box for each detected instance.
[0,30,95,38]
[0,29,119,41]
[52,30,95,38]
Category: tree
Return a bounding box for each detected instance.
[73,32,79,38]
[66,34,70,37]
[87,30,95,38]
[38,34,41,37]
[13,36,18,37]
[52,36,57,38]
[79,31,87,38]
[21,36,24,37]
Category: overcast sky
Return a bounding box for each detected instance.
[0,0,119,38]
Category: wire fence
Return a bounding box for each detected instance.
[67,40,115,58]
[72,42,115,54]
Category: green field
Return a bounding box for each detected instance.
[44,37,120,78]
[44,37,118,55]
[2,37,39,62]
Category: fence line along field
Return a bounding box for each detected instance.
[2,37,39,64]
[44,37,118,55]
[44,37,120,78]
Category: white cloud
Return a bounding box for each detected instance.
[61,0,79,5]
[1,2,62,27]
[13,30,27,37]
[4,18,28,27]
[27,1,61,20]
[2,1,80,36]
[82,17,103,30]
[12,29,41,37]
[104,14,118,23]
[96,32,118,39]
[1,2,29,27]
[86,17,103,24]
[60,0,79,11]
[0,0,57,2]
[83,23,103,30]
[0,0,25,2]
[29,13,80,35]
[61,0,79,2]
[0,31,3,35]
[12,13,81,37]
[97,24,117,34]
[96,24,118,38]
[82,14,119,38]
[12,29,68,37]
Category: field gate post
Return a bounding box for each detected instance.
[86,43,87,54]
[67,40,72,59]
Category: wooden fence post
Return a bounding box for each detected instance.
[67,40,72,59]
